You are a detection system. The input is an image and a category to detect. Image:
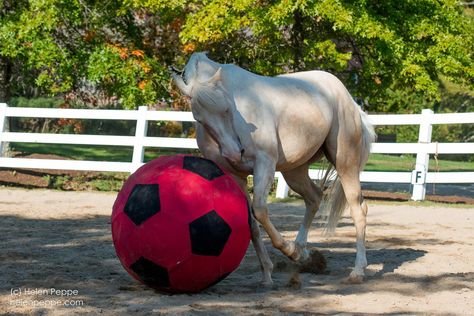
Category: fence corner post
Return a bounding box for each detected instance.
[131,106,148,173]
[275,172,289,199]
[0,103,8,157]
[411,108,434,201]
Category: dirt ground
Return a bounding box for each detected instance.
[1,188,473,315]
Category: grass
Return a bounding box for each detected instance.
[10,143,474,172]
[310,153,474,172]
[365,153,474,172]
[10,143,200,162]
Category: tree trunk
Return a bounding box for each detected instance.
[292,9,305,72]
[0,56,12,157]
[0,56,12,102]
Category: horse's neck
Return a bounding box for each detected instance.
[199,61,221,79]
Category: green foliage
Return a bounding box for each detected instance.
[0,0,177,108]
[179,0,474,111]
[9,97,63,108]
[87,44,166,109]
[0,0,473,115]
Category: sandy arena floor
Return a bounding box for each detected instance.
[0,188,473,315]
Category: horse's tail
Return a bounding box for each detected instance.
[321,105,376,235]
[357,107,376,171]
[321,173,346,235]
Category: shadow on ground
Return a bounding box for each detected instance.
[2,206,471,316]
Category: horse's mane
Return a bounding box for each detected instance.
[184,52,222,87]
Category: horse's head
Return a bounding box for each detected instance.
[172,53,244,163]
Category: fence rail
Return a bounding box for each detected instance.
[0,103,473,201]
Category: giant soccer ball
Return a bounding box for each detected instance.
[111,155,251,293]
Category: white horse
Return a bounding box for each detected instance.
[172,53,376,286]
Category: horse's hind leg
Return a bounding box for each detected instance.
[282,163,323,250]
[337,167,368,283]
[283,163,327,273]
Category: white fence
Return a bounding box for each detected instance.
[0,103,473,201]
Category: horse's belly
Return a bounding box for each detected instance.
[272,89,332,171]
[276,138,325,171]
[275,119,330,171]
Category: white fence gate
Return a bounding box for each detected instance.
[0,103,473,201]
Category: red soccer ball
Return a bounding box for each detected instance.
[111,155,251,293]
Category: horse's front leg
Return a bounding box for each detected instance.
[252,155,304,261]
[232,175,274,287]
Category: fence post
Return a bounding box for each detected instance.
[0,103,7,157]
[411,108,434,201]
[131,106,148,173]
[275,172,289,199]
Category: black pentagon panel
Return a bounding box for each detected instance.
[130,256,170,288]
[183,156,225,181]
[124,184,160,225]
[189,210,232,256]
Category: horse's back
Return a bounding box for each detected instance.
[279,70,353,104]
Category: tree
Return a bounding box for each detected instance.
[178,0,474,113]
[0,0,473,114]
[0,0,185,109]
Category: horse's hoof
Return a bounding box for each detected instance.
[342,271,364,284]
[257,280,277,292]
[298,247,327,274]
[284,241,299,261]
